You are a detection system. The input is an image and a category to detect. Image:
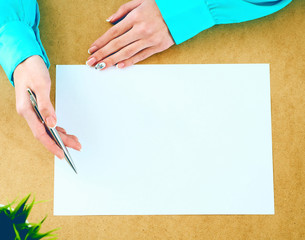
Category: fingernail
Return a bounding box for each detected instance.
[58,152,65,160]
[106,16,113,22]
[86,57,96,66]
[46,116,57,128]
[88,46,98,54]
[117,63,125,69]
[77,144,82,151]
[95,62,106,70]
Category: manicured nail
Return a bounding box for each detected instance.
[88,46,98,54]
[106,16,113,22]
[86,57,96,66]
[46,116,57,128]
[117,63,125,69]
[58,152,65,160]
[95,62,106,70]
[77,144,82,151]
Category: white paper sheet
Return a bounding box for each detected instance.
[54,64,274,215]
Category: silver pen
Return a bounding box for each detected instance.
[27,88,77,174]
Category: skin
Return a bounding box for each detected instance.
[14,55,81,159]
[87,0,175,69]
[12,0,170,158]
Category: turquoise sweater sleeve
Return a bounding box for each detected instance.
[155,0,292,44]
[0,0,49,85]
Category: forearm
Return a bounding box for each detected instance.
[0,0,49,85]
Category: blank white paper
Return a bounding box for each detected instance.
[54,64,274,215]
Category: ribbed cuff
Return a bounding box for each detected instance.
[0,21,50,86]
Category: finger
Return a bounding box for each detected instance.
[94,40,150,70]
[23,109,65,159]
[56,126,67,134]
[107,0,142,23]
[116,47,158,68]
[88,29,140,66]
[56,126,80,147]
[58,132,82,151]
[32,84,57,128]
[88,19,133,55]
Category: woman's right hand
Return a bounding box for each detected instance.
[13,55,81,159]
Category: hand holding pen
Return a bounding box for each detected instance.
[14,55,81,164]
[28,88,78,173]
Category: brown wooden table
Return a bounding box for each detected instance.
[0,0,304,239]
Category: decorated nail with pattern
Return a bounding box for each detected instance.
[95,62,106,70]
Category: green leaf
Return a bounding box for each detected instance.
[13,224,22,240]
[12,194,31,220]
[1,201,15,221]
[0,201,14,212]
[25,198,35,218]
[18,198,35,224]
[32,229,58,240]
[1,195,58,240]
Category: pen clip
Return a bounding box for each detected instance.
[27,88,45,124]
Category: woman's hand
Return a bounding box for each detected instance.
[86,0,174,70]
[14,55,81,159]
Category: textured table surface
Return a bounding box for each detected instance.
[0,0,304,239]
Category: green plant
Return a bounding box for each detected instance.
[0,195,57,240]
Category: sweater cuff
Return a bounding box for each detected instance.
[155,0,215,45]
[0,21,50,86]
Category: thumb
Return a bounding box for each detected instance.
[35,89,57,128]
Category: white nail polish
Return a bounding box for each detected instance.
[86,57,96,66]
[106,16,113,22]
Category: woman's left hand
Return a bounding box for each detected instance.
[86,0,174,70]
